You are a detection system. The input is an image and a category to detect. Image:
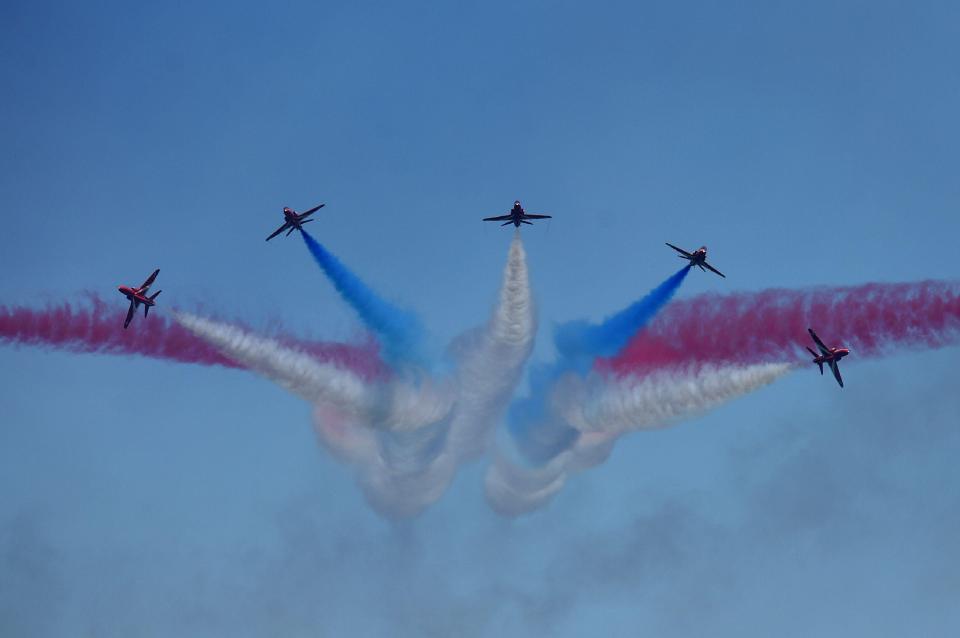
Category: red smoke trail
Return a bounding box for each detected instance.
[0,295,385,379]
[603,280,960,376]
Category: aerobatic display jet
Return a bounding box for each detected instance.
[665,243,726,278]
[806,328,850,388]
[118,268,161,329]
[483,200,552,227]
[266,203,325,241]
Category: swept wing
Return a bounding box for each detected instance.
[123,300,136,329]
[266,222,291,241]
[830,360,844,387]
[299,203,325,218]
[139,268,160,292]
[665,242,694,257]
[807,328,830,355]
[703,261,726,278]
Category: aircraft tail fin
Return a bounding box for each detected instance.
[806,346,818,359]
[145,291,161,317]
[300,218,314,225]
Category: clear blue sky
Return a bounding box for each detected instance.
[1,1,959,635]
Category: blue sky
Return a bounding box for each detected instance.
[2,1,959,635]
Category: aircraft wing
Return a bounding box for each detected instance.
[665,242,693,257]
[266,222,290,241]
[703,261,726,278]
[123,299,136,329]
[830,360,844,388]
[808,328,830,355]
[139,268,160,291]
[523,214,552,220]
[300,203,325,218]
[483,215,513,222]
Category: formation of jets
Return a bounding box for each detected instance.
[119,199,851,387]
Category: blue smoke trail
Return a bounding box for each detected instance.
[301,230,425,366]
[509,266,692,464]
[553,266,691,368]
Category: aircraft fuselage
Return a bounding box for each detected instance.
[814,348,849,365]
[283,207,311,229]
[507,203,526,226]
[118,286,155,307]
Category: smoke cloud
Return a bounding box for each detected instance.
[310,231,535,517]
[4,256,958,520]
[487,362,795,516]
[508,266,692,464]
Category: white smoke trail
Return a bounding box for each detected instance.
[486,363,794,516]
[312,386,457,519]
[553,363,794,435]
[311,404,375,467]
[445,231,536,461]
[311,403,458,519]
[367,372,455,432]
[176,310,460,518]
[174,311,454,432]
[359,231,536,517]
[173,311,373,412]
[485,448,570,517]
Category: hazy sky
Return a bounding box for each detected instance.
[2,1,959,635]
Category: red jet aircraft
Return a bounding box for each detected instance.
[806,328,850,388]
[118,268,161,329]
[266,203,325,240]
[665,243,726,278]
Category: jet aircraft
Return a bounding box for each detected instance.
[665,243,726,278]
[118,268,161,329]
[806,328,850,388]
[266,203,325,241]
[483,200,552,227]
